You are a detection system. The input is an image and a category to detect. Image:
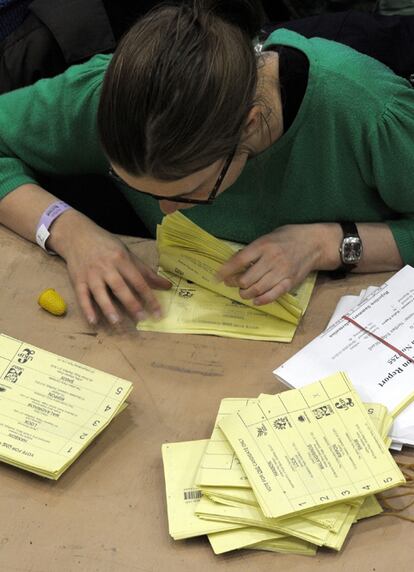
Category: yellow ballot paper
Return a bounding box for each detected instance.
[196,398,257,488]
[249,536,317,556]
[209,528,317,556]
[161,384,398,557]
[138,271,313,342]
[161,439,244,539]
[197,396,393,490]
[208,527,317,556]
[139,212,316,341]
[196,494,357,549]
[356,495,383,521]
[0,333,132,479]
[219,372,405,519]
[207,527,288,555]
[196,395,366,550]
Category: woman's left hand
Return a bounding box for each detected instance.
[217,224,341,305]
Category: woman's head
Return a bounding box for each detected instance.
[98,0,266,207]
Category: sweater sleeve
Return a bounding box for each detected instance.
[367,85,414,266]
[0,54,110,200]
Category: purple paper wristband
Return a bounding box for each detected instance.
[35,200,72,253]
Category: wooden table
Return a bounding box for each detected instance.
[0,225,412,572]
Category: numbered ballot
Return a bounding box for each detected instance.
[219,373,405,519]
[0,333,132,479]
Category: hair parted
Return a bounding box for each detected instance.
[97,0,266,180]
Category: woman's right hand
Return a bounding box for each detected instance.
[49,209,171,325]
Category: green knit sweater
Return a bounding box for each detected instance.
[1,29,414,263]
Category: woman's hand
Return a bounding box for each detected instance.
[0,183,170,326]
[49,210,171,325]
[217,224,342,305]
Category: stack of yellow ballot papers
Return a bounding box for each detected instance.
[0,333,132,479]
[162,372,404,556]
[137,212,316,342]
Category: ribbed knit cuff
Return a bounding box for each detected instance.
[0,175,38,200]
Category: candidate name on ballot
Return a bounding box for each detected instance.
[273,265,414,446]
[0,333,132,479]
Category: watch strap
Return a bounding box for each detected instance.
[340,221,358,240]
[331,221,361,279]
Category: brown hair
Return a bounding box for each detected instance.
[98,0,265,180]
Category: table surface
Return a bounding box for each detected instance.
[0,225,412,572]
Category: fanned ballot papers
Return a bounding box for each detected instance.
[138,212,316,341]
[162,373,405,556]
[0,333,132,479]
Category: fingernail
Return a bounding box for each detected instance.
[136,311,147,321]
[153,309,163,320]
[88,316,97,326]
[108,313,119,325]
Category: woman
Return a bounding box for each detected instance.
[0,0,413,326]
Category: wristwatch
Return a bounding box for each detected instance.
[334,222,363,276]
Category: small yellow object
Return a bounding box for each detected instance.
[38,288,67,316]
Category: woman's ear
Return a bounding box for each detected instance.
[242,105,262,139]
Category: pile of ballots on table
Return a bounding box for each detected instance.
[0,333,132,479]
[162,372,406,555]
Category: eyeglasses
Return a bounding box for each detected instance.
[108,148,236,205]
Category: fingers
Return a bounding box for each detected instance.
[217,247,259,284]
[120,263,163,319]
[71,253,166,326]
[246,277,293,306]
[218,244,294,305]
[76,281,98,326]
[132,255,172,290]
[77,271,155,326]
[89,278,125,325]
[147,272,172,290]
[236,262,293,304]
[235,257,272,293]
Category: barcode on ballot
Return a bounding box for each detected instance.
[183,488,202,501]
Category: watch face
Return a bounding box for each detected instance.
[342,237,363,264]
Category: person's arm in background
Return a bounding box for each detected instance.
[0,56,170,325]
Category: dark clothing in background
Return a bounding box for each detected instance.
[0,0,173,95]
[2,4,413,94]
[0,0,115,94]
[276,10,414,80]
[274,46,309,132]
[0,0,31,41]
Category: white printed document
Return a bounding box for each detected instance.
[274,266,414,445]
